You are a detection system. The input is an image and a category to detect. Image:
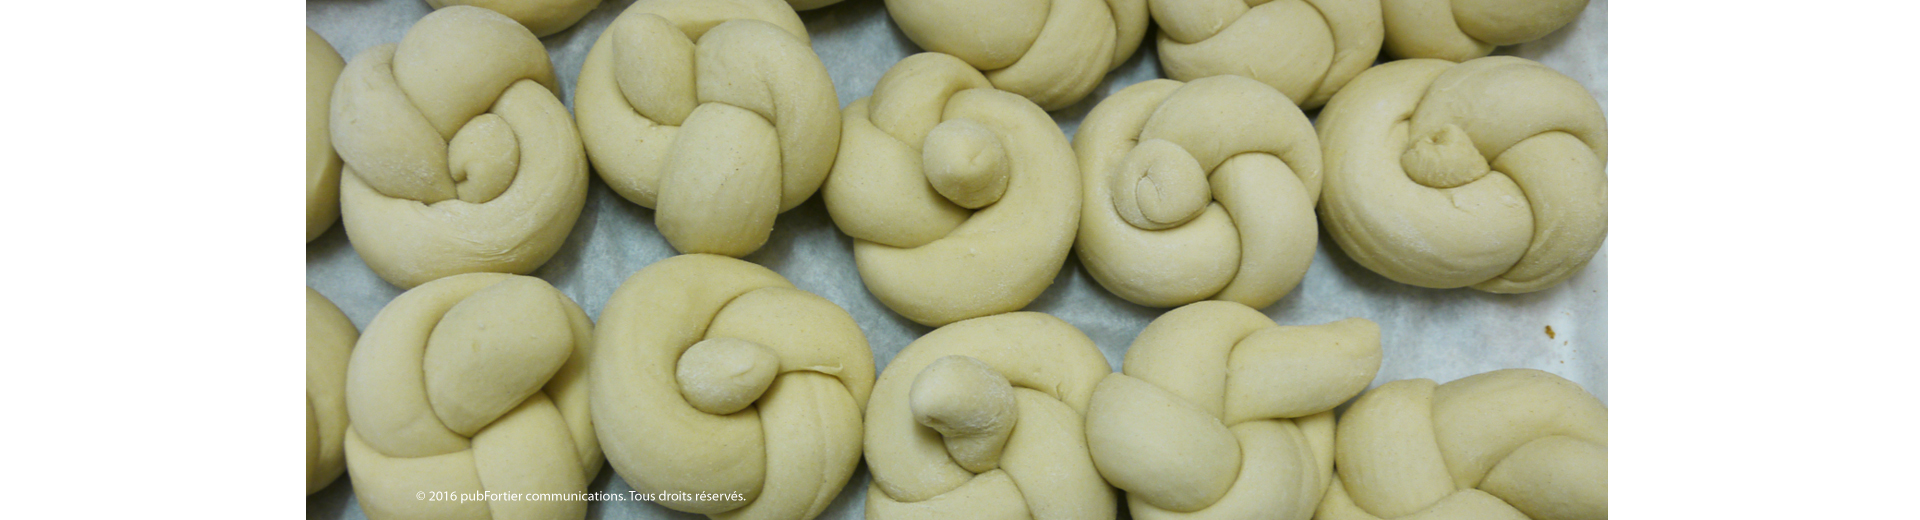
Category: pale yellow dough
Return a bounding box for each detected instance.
[1074,75,1321,309]
[1316,369,1607,520]
[1150,0,1382,109]
[1085,301,1381,520]
[343,273,601,520]
[592,254,874,520]
[306,28,344,243]
[306,288,356,494]
[574,0,839,257]
[884,0,1148,110]
[425,0,603,37]
[865,312,1116,519]
[331,6,588,289]
[1381,0,1588,61]
[825,53,1081,327]
[1317,57,1606,293]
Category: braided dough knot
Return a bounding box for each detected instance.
[1085,301,1381,520]
[1318,369,1608,520]
[1382,0,1588,60]
[883,0,1148,110]
[343,273,599,520]
[592,255,874,519]
[866,312,1116,519]
[1150,0,1383,108]
[1319,57,1606,293]
[1075,75,1322,309]
[330,6,588,288]
[575,0,839,257]
[825,53,1081,326]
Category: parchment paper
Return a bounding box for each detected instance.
[306,1,1607,518]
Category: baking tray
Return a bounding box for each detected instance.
[306,0,1607,518]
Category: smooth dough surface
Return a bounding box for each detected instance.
[425,0,603,37]
[1317,56,1606,293]
[307,288,357,494]
[342,273,601,520]
[331,6,588,289]
[865,312,1116,519]
[1150,0,1382,109]
[574,0,838,257]
[1316,368,1607,520]
[883,0,1148,110]
[1074,75,1321,309]
[824,53,1081,327]
[1084,301,1381,519]
[592,254,874,520]
[307,28,344,243]
[1381,0,1588,61]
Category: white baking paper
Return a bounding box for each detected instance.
[306,1,1607,518]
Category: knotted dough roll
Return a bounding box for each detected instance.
[592,254,874,520]
[1149,0,1382,109]
[825,53,1081,327]
[575,0,839,257]
[1382,0,1589,61]
[306,288,356,494]
[1317,369,1607,520]
[1075,75,1321,309]
[1085,301,1381,520]
[424,0,603,37]
[1317,57,1606,293]
[307,28,344,243]
[343,273,600,520]
[331,6,588,289]
[883,0,1148,110]
[866,312,1116,519]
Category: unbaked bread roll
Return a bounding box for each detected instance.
[1317,57,1606,293]
[1074,75,1321,309]
[575,0,838,257]
[424,0,602,37]
[1085,301,1380,520]
[593,254,873,520]
[825,53,1081,326]
[1317,369,1607,520]
[331,6,588,289]
[884,0,1148,110]
[1382,0,1588,61]
[306,288,356,494]
[1150,0,1382,109]
[307,28,344,243]
[343,273,600,520]
[866,312,1116,519]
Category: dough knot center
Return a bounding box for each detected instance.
[909,355,1017,473]
[922,118,1011,210]
[1401,123,1491,189]
[447,113,520,203]
[1111,138,1210,230]
[676,337,780,415]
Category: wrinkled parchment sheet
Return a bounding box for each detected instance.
[307,1,1607,518]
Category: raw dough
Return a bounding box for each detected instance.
[1317,369,1607,520]
[1074,75,1321,309]
[343,273,600,520]
[306,288,356,494]
[865,312,1116,519]
[1084,301,1380,520]
[592,254,873,520]
[574,0,838,257]
[883,0,1148,110]
[331,6,588,289]
[1150,0,1382,109]
[786,0,844,10]
[824,53,1081,326]
[424,0,603,37]
[1382,0,1589,61]
[307,28,344,243]
[1317,57,1606,293]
